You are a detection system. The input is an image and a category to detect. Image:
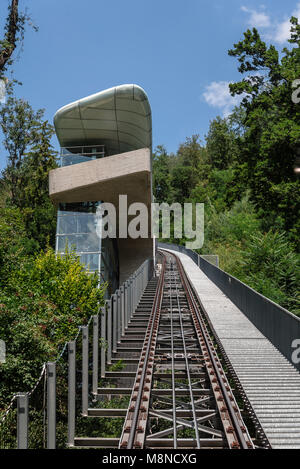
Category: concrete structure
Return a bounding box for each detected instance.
[49,84,153,290]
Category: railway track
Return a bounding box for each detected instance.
[75,250,264,449]
[118,250,254,449]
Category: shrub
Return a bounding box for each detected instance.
[0,248,106,407]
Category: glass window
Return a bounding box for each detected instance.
[56,201,119,292]
[57,235,77,252]
[57,215,77,234]
[77,214,96,234]
[60,145,106,167]
[80,254,99,271]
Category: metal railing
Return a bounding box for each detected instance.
[0,258,153,449]
[60,145,106,167]
[157,241,219,267]
[157,241,300,372]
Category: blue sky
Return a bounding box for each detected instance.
[0,0,299,169]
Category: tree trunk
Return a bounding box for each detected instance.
[0,0,19,74]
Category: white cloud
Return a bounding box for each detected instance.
[241,3,300,44]
[272,3,300,44]
[273,18,292,44]
[241,6,271,28]
[203,81,243,117]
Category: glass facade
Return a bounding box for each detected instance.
[56,201,119,296]
[60,145,105,167]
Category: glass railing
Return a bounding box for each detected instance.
[60,145,105,167]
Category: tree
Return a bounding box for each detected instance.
[0,96,45,204]
[152,145,172,203]
[205,115,239,170]
[228,17,300,246]
[0,97,58,249]
[19,121,58,248]
[0,0,37,78]
[170,135,205,203]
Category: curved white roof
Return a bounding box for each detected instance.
[54,84,152,155]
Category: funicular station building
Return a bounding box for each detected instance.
[49,84,153,294]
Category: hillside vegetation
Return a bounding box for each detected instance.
[153,18,300,315]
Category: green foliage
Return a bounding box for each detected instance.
[152,16,299,316]
[204,193,260,245]
[0,248,106,407]
[0,96,58,250]
[205,116,239,170]
[0,206,38,282]
[241,231,300,313]
[153,145,172,203]
[228,17,300,247]
[200,198,299,315]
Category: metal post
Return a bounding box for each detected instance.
[112,294,117,353]
[144,262,147,289]
[82,325,89,416]
[142,265,145,293]
[138,271,141,302]
[92,314,99,396]
[124,282,128,329]
[117,290,121,343]
[120,286,125,337]
[129,278,133,320]
[47,362,56,449]
[137,272,140,303]
[133,274,137,310]
[17,393,28,449]
[106,299,112,365]
[68,341,76,447]
[100,306,106,378]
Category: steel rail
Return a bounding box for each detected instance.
[174,253,253,449]
[168,265,177,449]
[119,255,166,448]
[171,261,201,449]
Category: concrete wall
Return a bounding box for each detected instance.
[49,148,154,284]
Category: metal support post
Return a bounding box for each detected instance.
[120,286,125,337]
[68,341,76,447]
[100,306,106,378]
[117,290,121,343]
[92,314,99,396]
[124,282,128,329]
[106,299,112,365]
[82,325,89,416]
[17,393,28,449]
[47,362,56,449]
[134,274,137,310]
[129,278,133,319]
[112,294,117,353]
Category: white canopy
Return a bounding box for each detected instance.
[54,84,152,155]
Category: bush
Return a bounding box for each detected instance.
[204,192,260,246]
[0,248,106,408]
[241,231,300,314]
